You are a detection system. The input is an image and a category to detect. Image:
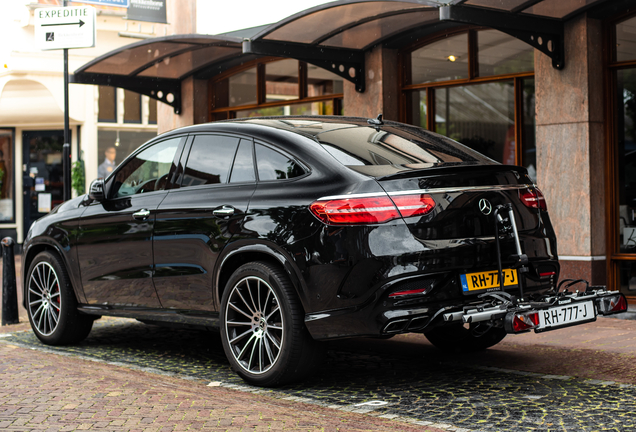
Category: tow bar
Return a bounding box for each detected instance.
[444,202,628,334]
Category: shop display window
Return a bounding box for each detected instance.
[0,129,14,222]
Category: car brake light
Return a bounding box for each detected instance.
[505,311,539,333]
[389,288,427,297]
[519,187,547,211]
[390,194,435,218]
[309,196,400,225]
[596,294,628,315]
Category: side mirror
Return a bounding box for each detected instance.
[88,179,105,201]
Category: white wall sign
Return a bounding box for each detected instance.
[34,6,96,50]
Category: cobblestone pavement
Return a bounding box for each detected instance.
[0,340,442,432]
[2,317,636,431]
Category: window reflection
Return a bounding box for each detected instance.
[229,67,257,107]
[266,59,299,103]
[617,69,636,253]
[307,65,343,96]
[477,30,534,76]
[616,16,636,63]
[435,82,515,164]
[410,33,468,84]
[236,100,335,118]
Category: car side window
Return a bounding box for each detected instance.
[181,135,240,187]
[229,139,256,183]
[255,143,305,181]
[112,138,180,198]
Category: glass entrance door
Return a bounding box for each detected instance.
[22,130,68,230]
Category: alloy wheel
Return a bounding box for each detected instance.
[27,262,62,336]
[224,276,284,374]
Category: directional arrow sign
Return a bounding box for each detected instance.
[35,6,96,50]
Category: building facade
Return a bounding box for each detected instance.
[7,0,636,303]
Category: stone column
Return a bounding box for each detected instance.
[535,13,606,284]
[157,0,207,134]
[343,45,399,121]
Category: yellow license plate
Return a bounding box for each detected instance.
[460,269,518,293]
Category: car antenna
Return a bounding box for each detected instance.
[367,114,384,131]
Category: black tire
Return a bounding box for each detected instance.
[424,322,507,353]
[26,251,94,345]
[220,261,323,387]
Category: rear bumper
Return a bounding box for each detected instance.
[304,279,627,340]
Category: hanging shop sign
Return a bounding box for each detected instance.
[34,6,97,50]
[126,0,167,24]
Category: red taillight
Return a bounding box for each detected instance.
[509,312,539,333]
[389,288,427,298]
[310,193,436,225]
[519,188,547,211]
[597,294,628,315]
[539,271,556,277]
[309,196,400,225]
[390,194,436,218]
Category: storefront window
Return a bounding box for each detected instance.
[266,59,299,102]
[402,29,535,169]
[236,100,336,118]
[616,16,636,63]
[211,59,344,120]
[434,81,515,163]
[98,86,116,122]
[149,98,157,124]
[123,90,141,123]
[477,30,534,76]
[0,130,14,222]
[308,65,343,96]
[229,67,257,107]
[615,69,636,254]
[410,33,468,84]
[521,78,537,182]
[96,130,158,180]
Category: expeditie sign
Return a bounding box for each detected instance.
[126,0,167,24]
[34,6,97,50]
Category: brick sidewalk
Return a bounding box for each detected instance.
[0,342,443,432]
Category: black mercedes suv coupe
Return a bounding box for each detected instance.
[22,116,627,386]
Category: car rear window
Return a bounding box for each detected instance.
[316,124,495,166]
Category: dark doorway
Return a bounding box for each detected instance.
[22,130,69,230]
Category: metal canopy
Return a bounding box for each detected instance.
[72,34,244,114]
[73,0,620,109]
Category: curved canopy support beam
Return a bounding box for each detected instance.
[243,40,366,93]
[71,73,182,114]
[440,4,565,70]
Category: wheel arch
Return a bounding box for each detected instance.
[22,240,84,309]
[215,241,309,314]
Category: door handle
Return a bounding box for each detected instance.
[132,209,151,220]
[213,206,235,217]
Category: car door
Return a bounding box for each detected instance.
[76,136,185,307]
[152,134,257,311]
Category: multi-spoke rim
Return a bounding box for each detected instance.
[224,276,284,375]
[27,262,62,337]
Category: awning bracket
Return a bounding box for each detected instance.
[243,39,366,92]
[440,5,565,70]
[71,73,182,114]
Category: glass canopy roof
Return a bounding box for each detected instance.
[72,0,615,113]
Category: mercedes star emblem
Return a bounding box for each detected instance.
[479,198,492,215]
